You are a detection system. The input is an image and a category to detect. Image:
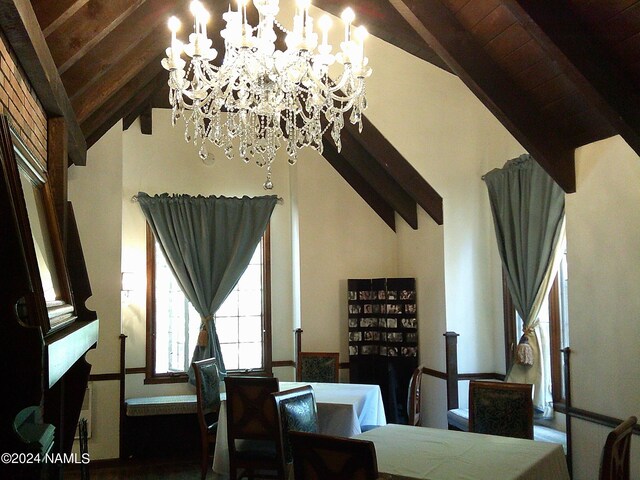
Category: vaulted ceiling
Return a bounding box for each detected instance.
[2,0,640,230]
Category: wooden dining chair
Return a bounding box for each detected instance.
[272,385,319,468]
[468,380,533,439]
[289,431,379,480]
[297,352,340,383]
[599,416,637,480]
[224,376,283,480]
[407,365,426,426]
[192,358,221,480]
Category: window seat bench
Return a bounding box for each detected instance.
[123,395,200,458]
[125,394,197,416]
[447,408,567,453]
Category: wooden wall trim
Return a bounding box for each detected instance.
[272,360,295,368]
[556,404,640,437]
[458,372,506,381]
[88,373,120,382]
[125,367,145,375]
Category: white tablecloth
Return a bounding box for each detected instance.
[213,381,386,478]
[356,424,570,480]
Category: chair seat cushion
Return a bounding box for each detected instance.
[125,395,197,416]
[447,408,470,430]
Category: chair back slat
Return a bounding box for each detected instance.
[599,416,637,480]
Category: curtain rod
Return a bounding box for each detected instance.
[131,195,284,204]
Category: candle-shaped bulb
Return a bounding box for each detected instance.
[168,16,181,34]
[190,0,205,36]
[341,7,355,42]
[354,25,368,43]
[296,0,309,17]
[168,16,181,62]
[240,0,248,24]
[201,9,210,37]
[355,26,368,64]
[319,15,331,46]
[341,7,355,24]
[190,0,204,16]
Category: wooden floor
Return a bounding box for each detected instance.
[63,455,203,480]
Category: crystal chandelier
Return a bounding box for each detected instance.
[162,0,372,189]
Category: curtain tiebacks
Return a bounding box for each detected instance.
[197,315,213,347]
[515,326,535,366]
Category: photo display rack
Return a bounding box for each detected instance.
[348,278,418,358]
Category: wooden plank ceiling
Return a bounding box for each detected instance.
[4,0,640,228]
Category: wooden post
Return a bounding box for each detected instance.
[119,334,127,460]
[294,328,303,381]
[444,332,460,410]
[562,347,573,478]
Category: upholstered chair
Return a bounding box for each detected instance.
[192,358,221,480]
[272,385,319,468]
[297,352,339,383]
[289,431,379,480]
[468,380,534,439]
[224,376,284,479]
[599,416,637,480]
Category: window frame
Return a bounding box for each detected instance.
[145,223,273,384]
[502,272,565,405]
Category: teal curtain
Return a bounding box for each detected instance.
[483,154,565,415]
[137,193,277,382]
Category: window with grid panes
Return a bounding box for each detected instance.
[503,237,569,405]
[146,224,271,382]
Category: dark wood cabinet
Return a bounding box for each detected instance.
[0,115,98,478]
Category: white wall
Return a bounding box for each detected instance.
[68,124,123,460]
[566,136,640,480]
[295,148,398,363]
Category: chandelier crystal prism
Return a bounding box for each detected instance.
[162,0,372,189]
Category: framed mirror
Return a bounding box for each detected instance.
[0,116,76,335]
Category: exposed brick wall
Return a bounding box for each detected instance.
[0,31,47,165]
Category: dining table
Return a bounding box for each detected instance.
[356,423,570,480]
[212,381,387,479]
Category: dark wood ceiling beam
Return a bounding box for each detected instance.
[71,26,170,122]
[345,117,443,225]
[321,140,397,231]
[314,0,450,71]
[506,0,640,156]
[0,0,86,165]
[331,128,418,229]
[61,0,179,99]
[31,0,89,37]
[123,104,153,135]
[83,68,167,149]
[47,0,146,74]
[389,0,576,193]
